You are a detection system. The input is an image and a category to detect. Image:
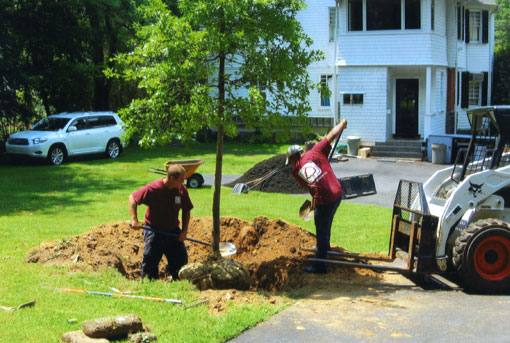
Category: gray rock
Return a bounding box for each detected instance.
[179,257,250,290]
[82,314,143,339]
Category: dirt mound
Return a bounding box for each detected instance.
[26,216,380,291]
[225,155,306,194]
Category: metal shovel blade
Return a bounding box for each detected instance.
[219,242,237,257]
[231,183,248,194]
[299,199,314,221]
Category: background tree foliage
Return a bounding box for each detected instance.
[111,0,323,254]
[0,0,158,147]
[493,0,510,104]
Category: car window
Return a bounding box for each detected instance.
[87,116,100,129]
[31,117,70,131]
[87,116,117,128]
[100,116,117,127]
[69,118,89,131]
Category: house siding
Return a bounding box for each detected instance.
[225,0,496,144]
[338,33,448,67]
[297,0,337,118]
[338,67,388,143]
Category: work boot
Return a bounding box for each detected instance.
[302,265,327,274]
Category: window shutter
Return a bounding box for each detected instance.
[482,72,488,106]
[447,68,456,112]
[461,71,469,109]
[465,9,470,43]
[457,5,462,40]
[482,10,489,44]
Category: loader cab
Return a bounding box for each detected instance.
[452,106,510,183]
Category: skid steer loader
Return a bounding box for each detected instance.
[310,106,510,293]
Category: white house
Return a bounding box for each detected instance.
[297,0,498,159]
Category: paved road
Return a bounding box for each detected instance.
[329,157,447,208]
[206,156,448,208]
[223,158,510,343]
[230,274,510,343]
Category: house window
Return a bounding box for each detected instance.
[349,0,421,32]
[348,0,363,31]
[329,7,337,42]
[343,94,364,105]
[320,75,332,107]
[405,0,421,29]
[469,80,481,106]
[310,117,334,127]
[470,11,481,42]
[430,0,435,30]
[367,0,401,30]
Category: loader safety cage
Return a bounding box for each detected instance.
[452,106,510,183]
[308,180,438,274]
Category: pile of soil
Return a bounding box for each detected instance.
[225,155,306,194]
[26,216,381,292]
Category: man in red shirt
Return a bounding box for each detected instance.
[287,118,348,274]
[129,164,194,280]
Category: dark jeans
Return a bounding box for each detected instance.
[142,229,188,280]
[313,196,342,271]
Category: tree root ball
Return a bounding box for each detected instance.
[179,257,250,291]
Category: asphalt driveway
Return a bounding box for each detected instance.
[225,157,510,343]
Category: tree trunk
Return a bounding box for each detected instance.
[212,123,224,257]
[211,13,226,257]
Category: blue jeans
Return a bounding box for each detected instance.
[142,229,188,280]
[313,196,342,271]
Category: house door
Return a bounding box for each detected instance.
[395,79,419,138]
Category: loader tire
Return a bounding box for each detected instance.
[453,218,510,293]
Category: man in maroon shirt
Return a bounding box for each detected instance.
[129,164,194,280]
[287,118,348,274]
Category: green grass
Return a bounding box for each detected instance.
[0,144,391,342]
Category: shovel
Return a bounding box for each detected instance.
[231,168,278,194]
[298,135,342,220]
[299,199,314,221]
[130,225,237,257]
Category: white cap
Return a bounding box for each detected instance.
[285,145,303,165]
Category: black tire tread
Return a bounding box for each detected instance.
[452,218,510,292]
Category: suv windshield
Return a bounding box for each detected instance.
[31,117,71,131]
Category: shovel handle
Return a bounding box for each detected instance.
[328,134,342,162]
[130,224,212,247]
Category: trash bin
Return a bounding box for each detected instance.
[432,143,446,164]
[347,136,360,155]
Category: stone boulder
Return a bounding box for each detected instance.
[82,314,143,339]
[179,257,250,290]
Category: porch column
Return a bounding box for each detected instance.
[424,66,433,139]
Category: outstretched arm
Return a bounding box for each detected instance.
[326,119,348,144]
[178,211,191,242]
[129,194,143,229]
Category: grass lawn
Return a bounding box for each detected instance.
[0,144,391,342]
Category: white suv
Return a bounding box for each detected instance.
[5,112,126,165]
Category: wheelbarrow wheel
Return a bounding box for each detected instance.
[187,173,204,189]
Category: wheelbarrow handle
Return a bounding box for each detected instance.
[129,224,212,247]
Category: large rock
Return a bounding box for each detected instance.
[82,314,143,339]
[61,330,109,343]
[179,257,250,290]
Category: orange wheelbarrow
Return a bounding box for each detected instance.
[148,159,205,188]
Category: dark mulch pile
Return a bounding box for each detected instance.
[225,154,307,194]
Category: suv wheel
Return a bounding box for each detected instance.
[106,139,121,159]
[47,145,66,165]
